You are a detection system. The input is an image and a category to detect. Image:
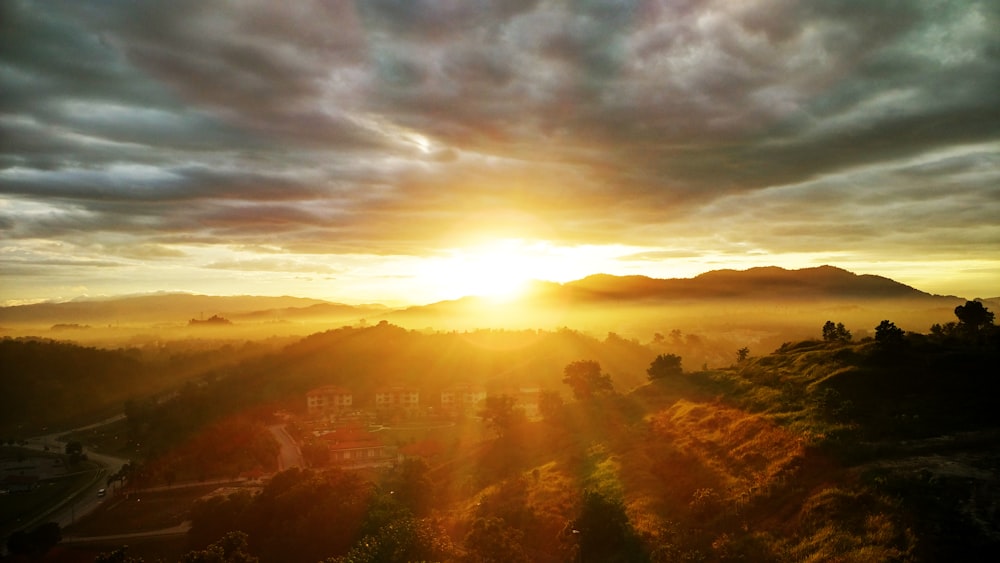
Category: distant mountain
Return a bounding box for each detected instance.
[563,265,943,301]
[385,266,966,337]
[0,267,967,334]
[0,293,386,327]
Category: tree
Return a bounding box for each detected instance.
[65,440,85,465]
[538,389,565,423]
[385,458,433,516]
[562,360,614,400]
[64,440,83,456]
[822,321,852,342]
[646,354,683,380]
[463,516,529,563]
[95,546,145,563]
[478,394,523,439]
[736,347,750,363]
[181,531,258,563]
[328,517,456,563]
[875,320,905,348]
[954,301,995,337]
[568,491,637,563]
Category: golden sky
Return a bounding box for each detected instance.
[2,1,998,305]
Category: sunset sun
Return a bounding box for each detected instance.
[425,241,540,301]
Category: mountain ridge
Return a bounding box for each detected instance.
[0,266,972,328]
[565,265,947,301]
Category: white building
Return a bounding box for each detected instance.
[306,385,353,417]
[441,384,487,413]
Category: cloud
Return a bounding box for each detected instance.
[1,0,998,301]
[203,258,340,274]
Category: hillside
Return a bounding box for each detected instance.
[388,267,965,349]
[0,293,386,330]
[0,267,966,339]
[565,265,939,301]
[81,308,999,562]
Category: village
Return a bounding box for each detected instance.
[301,384,543,469]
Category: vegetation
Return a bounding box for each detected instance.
[645,353,683,380]
[4,300,999,561]
[478,395,524,439]
[822,320,852,342]
[562,360,615,400]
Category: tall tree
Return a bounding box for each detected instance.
[875,320,905,348]
[562,360,615,400]
[478,394,523,439]
[822,321,852,342]
[954,301,995,337]
[647,353,683,380]
[569,491,637,563]
[736,347,750,363]
[463,516,529,563]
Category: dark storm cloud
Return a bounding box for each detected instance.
[1,0,998,281]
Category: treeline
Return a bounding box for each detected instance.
[0,338,143,435]
[86,302,1000,561]
[0,337,280,437]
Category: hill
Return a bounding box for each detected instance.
[23,299,1000,562]
[89,307,999,562]
[565,265,938,301]
[0,293,332,325]
[0,267,968,349]
[387,267,966,355]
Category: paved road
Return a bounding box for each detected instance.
[268,425,304,471]
[18,424,130,532]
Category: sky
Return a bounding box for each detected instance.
[2,0,999,306]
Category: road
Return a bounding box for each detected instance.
[18,423,130,532]
[11,419,301,550]
[269,425,305,471]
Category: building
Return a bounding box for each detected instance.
[374,386,420,415]
[440,384,487,414]
[320,427,400,468]
[492,387,543,420]
[516,387,542,420]
[306,385,353,418]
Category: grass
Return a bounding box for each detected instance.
[64,483,223,537]
[0,448,102,539]
[59,418,132,456]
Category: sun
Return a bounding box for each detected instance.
[424,240,540,301]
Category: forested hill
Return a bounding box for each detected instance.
[0,337,279,436]
[131,304,1000,562]
[0,339,143,435]
[196,323,658,411]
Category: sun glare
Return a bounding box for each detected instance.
[427,241,538,301]
[412,239,653,304]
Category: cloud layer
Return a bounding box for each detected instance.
[2,0,999,303]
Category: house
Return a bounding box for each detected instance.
[374,386,420,415]
[306,385,353,418]
[320,427,400,468]
[440,384,487,414]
